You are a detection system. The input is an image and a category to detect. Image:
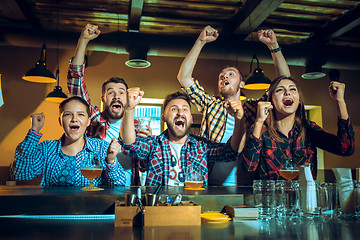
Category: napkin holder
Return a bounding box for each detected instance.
[299,163,317,213]
[333,168,355,213]
[115,201,201,227]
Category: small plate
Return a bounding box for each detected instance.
[184,187,205,191]
[201,212,231,223]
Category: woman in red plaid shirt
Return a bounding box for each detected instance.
[242,76,355,180]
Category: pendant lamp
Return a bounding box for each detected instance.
[45,68,67,103]
[244,55,271,90]
[22,43,56,83]
[240,91,246,101]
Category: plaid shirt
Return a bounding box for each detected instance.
[11,129,126,186]
[183,80,261,143]
[67,60,138,139]
[242,118,355,180]
[119,130,239,186]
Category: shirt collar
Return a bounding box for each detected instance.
[276,121,301,138]
[100,110,110,123]
[159,130,196,145]
[57,134,92,157]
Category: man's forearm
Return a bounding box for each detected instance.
[177,39,206,88]
[120,109,136,144]
[230,118,246,153]
[72,38,89,65]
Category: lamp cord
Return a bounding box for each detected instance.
[245,55,259,78]
[244,3,258,78]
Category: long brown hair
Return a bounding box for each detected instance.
[265,76,307,143]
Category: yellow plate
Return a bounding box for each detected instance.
[201,212,231,223]
[184,187,205,191]
[80,187,104,191]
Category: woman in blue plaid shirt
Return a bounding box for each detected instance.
[11,96,126,186]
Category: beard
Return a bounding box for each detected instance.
[167,120,191,139]
[219,85,240,98]
[105,102,124,120]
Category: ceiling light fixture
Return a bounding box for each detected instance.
[45,68,67,103]
[301,57,326,79]
[240,91,246,101]
[45,1,67,103]
[244,55,271,90]
[125,46,151,68]
[22,42,56,83]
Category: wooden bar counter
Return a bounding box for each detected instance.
[0,185,359,240]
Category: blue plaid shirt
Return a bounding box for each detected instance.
[120,130,239,186]
[11,129,126,186]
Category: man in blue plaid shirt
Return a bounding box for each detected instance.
[119,89,246,186]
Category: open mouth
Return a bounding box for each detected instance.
[223,80,229,87]
[283,98,294,106]
[174,118,185,128]
[70,126,80,130]
[111,102,123,112]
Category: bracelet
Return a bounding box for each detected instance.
[270,47,281,53]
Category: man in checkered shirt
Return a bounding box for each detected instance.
[119,89,246,186]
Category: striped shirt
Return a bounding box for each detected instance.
[119,130,239,186]
[11,129,126,186]
[242,118,355,180]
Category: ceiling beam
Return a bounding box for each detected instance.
[303,4,360,44]
[127,0,144,32]
[220,0,284,40]
[14,0,41,29]
[0,0,25,20]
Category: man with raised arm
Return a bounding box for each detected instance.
[177,26,290,186]
[67,24,151,185]
[119,88,246,186]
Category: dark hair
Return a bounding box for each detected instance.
[163,92,192,111]
[102,77,128,95]
[265,76,306,143]
[59,96,91,117]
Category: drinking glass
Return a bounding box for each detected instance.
[279,158,299,180]
[184,167,204,190]
[299,180,321,218]
[137,116,151,130]
[276,180,300,218]
[337,180,355,218]
[318,182,338,217]
[80,153,104,191]
[253,180,276,219]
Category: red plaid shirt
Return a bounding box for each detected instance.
[120,130,239,186]
[242,118,355,180]
[67,60,138,139]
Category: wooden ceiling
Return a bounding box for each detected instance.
[0,0,359,65]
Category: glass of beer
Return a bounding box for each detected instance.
[185,167,204,189]
[279,158,299,180]
[80,153,104,191]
